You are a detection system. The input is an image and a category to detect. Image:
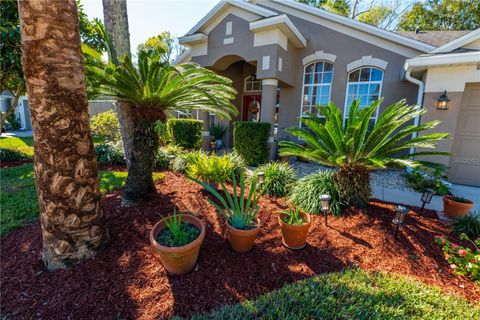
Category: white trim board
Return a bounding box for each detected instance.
[431,28,480,53]
[250,14,307,48]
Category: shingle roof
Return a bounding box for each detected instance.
[397,30,471,47]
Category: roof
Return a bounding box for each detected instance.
[397,30,472,47]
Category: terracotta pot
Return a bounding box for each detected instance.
[443,195,474,219]
[278,211,311,249]
[150,214,205,275]
[226,218,261,253]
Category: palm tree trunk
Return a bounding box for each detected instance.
[334,164,372,209]
[18,0,109,270]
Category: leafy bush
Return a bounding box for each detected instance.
[233,121,270,166]
[452,212,480,239]
[186,153,237,184]
[210,123,228,139]
[289,170,342,216]
[403,167,450,195]
[90,110,121,142]
[156,144,185,169]
[166,118,203,149]
[155,121,170,145]
[0,148,29,162]
[248,162,296,197]
[172,149,206,172]
[6,113,20,130]
[95,143,125,165]
[435,234,479,285]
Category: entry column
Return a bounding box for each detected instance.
[260,79,278,160]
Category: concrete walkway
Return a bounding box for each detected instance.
[1,130,33,138]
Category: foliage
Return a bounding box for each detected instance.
[452,212,480,239]
[155,144,185,169]
[156,209,200,247]
[137,31,185,63]
[0,136,34,157]
[289,170,342,216]
[83,47,238,120]
[398,0,480,31]
[186,153,238,184]
[233,121,271,166]
[450,196,473,204]
[90,110,121,143]
[172,149,204,172]
[5,112,20,130]
[0,163,128,235]
[176,268,480,320]
[403,167,450,195]
[77,0,106,52]
[155,121,170,145]
[435,234,480,285]
[209,123,228,140]
[167,118,203,149]
[334,164,371,208]
[281,207,305,225]
[225,151,247,180]
[0,148,29,162]
[95,143,125,165]
[190,173,262,230]
[248,162,296,197]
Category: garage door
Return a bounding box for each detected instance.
[449,83,480,186]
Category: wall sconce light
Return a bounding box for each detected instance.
[392,205,409,239]
[420,188,435,214]
[251,73,257,82]
[436,90,450,110]
[320,194,331,226]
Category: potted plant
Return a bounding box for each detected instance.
[150,210,205,275]
[209,123,228,149]
[190,172,262,253]
[210,140,217,151]
[278,207,311,249]
[443,195,474,219]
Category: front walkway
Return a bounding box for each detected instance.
[1,130,33,137]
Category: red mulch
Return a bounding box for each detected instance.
[1,172,478,319]
[0,160,32,168]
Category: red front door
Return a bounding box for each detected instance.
[242,95,262,121]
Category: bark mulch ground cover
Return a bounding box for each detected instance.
[1,172,478,319]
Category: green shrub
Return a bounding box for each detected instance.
[166,118,203,149]
[95,143,125,165]
[233,121,270,166]
[186,153,237,184]
[403,168,450,195]
[289,170,342,215]
[172,149,206,172]
[225,151,246,179]
[156,145,185,169]
[209,123,228,139]
[248,162,296,197]
[452,212,480,238]
[90,110,121,143]
[0,148,29,162]
[155,121,170,145]
[6,113,20,130]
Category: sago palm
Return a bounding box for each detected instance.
[84,47,238,202]
[279,99,449,208]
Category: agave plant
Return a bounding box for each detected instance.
[83,46,238,202]
[279,99,449,208]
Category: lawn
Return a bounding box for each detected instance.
[0,136,35,157]
[179,269,480,320]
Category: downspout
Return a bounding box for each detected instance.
[404,68,425,157]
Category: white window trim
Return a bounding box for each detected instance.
[346,56,388,73]
[343,67,384,124]
[244,75,262,92]
[298,60,334,131]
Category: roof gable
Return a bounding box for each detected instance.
[430,29,480,53]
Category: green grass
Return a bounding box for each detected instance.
[0,136,34,157]
[177,269,480,320]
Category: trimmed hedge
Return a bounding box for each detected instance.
[166,118,203,149]
[233,121,271,166]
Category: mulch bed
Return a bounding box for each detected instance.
[0,159,32,168]
[1,172,479,319]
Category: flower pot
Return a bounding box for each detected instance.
[226,218,261,253]
[443,195,474,219]
[297,156,309,163]
[150,214,205,275]
[215,139,223,149]
[278,211,311,249]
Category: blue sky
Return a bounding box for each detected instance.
[82,0,220,52]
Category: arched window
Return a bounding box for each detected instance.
[300,61,333,126]
[344,67,383,125]
[244,74,262,92]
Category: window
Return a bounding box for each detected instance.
[244,75,262,92]
[344,67,383,126]
[299,61,333,127]
[175,110,192,119]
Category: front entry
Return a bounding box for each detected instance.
[242,95,261,121]
[449,83,480,186]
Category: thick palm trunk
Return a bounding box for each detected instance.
[334,164,372,209]
[18,0,109,270]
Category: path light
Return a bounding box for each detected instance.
[168,154,175,165]
[436,90,450,110]
[420,188,434,214]
[320,194,331,226]
[257,171,265,185]
[393,205,409,239]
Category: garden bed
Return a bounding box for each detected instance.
[1,172,478,319]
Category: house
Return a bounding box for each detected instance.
[0,90,32,131]
[177,0,480,186]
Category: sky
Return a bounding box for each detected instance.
[82,0,220,53]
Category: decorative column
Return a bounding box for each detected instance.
[196,110,211,150]
[260,79,278,160]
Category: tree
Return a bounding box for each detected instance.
[137,31,186,63]
[398,0,480,31]
[84,47,237,202]
[77,1,106,52]
[18,0,109,270]
[279,99,449,208]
